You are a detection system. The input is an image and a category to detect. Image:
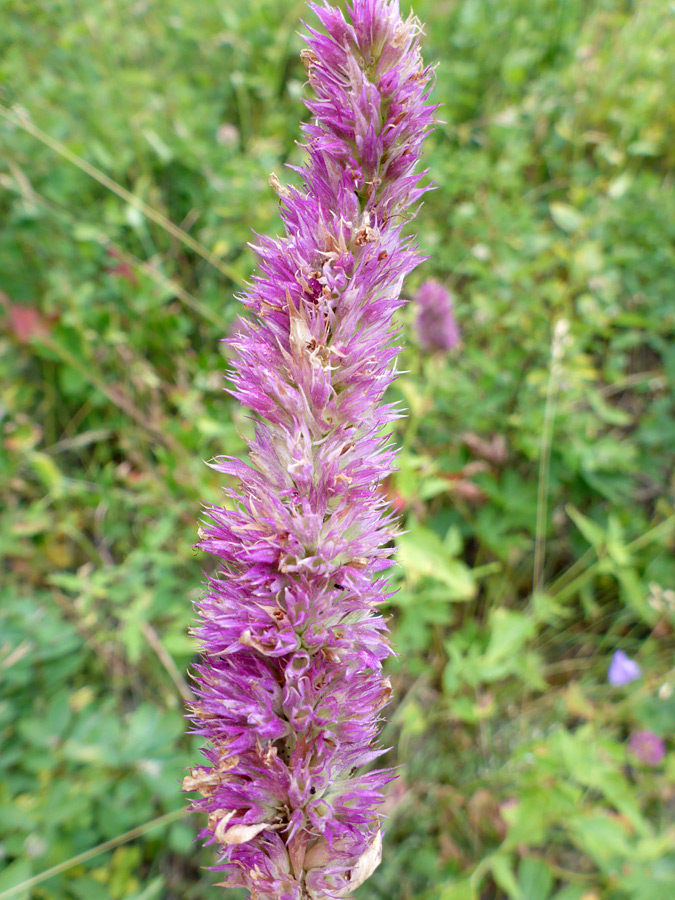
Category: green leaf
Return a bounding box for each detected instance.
[482,609,535,672]
[29,451,63,493]
[490,852,523,900]
[566,505,605,548]
[549,202,584,234]
[439,878,477,900]
[518,857,554,900]
[552,888,588,900]
[398,523,476,600]
[569,811,632,864]
[0,859,32,900]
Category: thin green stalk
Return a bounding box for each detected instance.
[0,809,189,900]
[4,166,229,330]
[40,338,176,449]
[0,104,245,288]
[533,513,675,655]
[552,512,675,605]
[532,319,569,593]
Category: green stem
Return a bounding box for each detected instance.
[0,809,189,900]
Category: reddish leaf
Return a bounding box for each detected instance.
[445,475,487,505]
[106,247,138,285]
[463,431,508,465]
[5,303,51,343]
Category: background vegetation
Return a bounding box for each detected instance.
[1,0,673,898]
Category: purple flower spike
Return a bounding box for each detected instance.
[414,279,460,351]
[629,730,666,766]
[608,650,642,686]
[184,2,435,898]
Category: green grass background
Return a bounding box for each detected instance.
[1,0,674,898]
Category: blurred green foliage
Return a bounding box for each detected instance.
[1,0,674,899]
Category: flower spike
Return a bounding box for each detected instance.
[185,2,434,897]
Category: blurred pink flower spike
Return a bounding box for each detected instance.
[629,730,666,766]
[414,279,460,351]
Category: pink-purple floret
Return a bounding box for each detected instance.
[184,2,435,897]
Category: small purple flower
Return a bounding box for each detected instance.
[607,650,642,686]
[414,279,460,351]
[629,730,666,766]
